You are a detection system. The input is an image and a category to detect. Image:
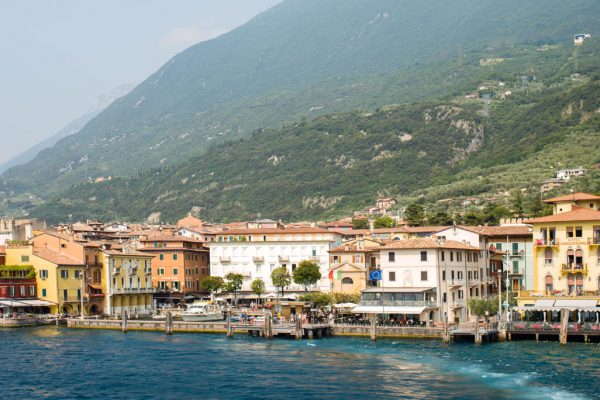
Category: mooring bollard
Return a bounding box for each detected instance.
[226,309,233,338]
[122,310,128,333]
[166,311,173,335]
[265,311,273,339]
[295,317,303,339]
[370,315,377,341]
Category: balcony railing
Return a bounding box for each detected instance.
[535,239,559,247]
[561,263,588,275]
[220,256,231,263]
[309,256,320,261]
[278,256,290,262]
[112,287,156,295]
[588,237,600,245]
[253,256,264,263]
[518,290,600,298]
[359,300,437,307]
[508,322,600,333]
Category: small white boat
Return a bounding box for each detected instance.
[182,301,223,322]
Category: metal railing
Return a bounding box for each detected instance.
[112,287,156,295]
[358,300,437,307]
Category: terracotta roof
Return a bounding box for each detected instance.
[139,234,206,243]
[101,249,154,258]
[372,227,409,234]
[35,230,73,242]
[455,225,532,237]
[177,215,204,228]
[382,238,480,251]
[216,227,335,235]
[404,226,450,233]
[33,248,83,266]
[543,192,600,204]
[139,247,208,252]
[329,239,386,253]
[527,205,600,223]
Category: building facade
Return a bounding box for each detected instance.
[209,227,341,295]
[354,238,484,324]
[328,238,383,294]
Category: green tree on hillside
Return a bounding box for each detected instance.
[510,190,525,218]
[427,210,453,226]
[405,204,425,226]
[352,218,369,229]
[374,215,396,228]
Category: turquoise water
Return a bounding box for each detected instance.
[1,327,599,399]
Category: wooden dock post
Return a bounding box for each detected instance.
[121,310,128,333]
[226,309,233,338]
[264,311,273,339]
[295,316,303,339]
[559,308,569,345]
[370,314,377,341]
[165,311,173,335]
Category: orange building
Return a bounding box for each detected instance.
[139,235,209,304]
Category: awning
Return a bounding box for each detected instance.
[554,299,598,308]
[89,284,102,290]
[362,287,435,293]
[351,306,428,314]
[534,299,555,307]
[0,300,29,307]
[19,300,56,307]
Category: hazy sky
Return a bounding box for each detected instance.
[0,0,281,163]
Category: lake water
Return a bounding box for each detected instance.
[1,327,599,399]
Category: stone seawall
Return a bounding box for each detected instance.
[67,318,228,333]
[332,324,444,339]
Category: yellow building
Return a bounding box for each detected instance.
[328,238,384,294]
[101,244,155,317]
[5,241,84,315]
[518,192,600,310]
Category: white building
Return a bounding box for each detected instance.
[436,225,534,291]
[354,238,484,324]
[556,167,586,181]
[208,227,341,295]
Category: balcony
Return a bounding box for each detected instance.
[309,256,320,261]
[535,239,559,247]
[112,287,156,295]
[588,237,600,246]
[561,263,588,275]
[509,250,525,257]
[278,256,290,263]
[86,263,104,269]
[253,256,264,263]
[144,267,152,276]
[111,268,121,276]
[220,256,231,263]
[127,267,138,276]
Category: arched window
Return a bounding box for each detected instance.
[341,277,353,285]
[545,275,553,293]
[567,248,575,268]
[544,248,553,264]
[575,273,584,295]
[575,248,584,269]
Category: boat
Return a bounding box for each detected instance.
[182,301,224,322]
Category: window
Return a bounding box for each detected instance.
[173,281,180,290]
[458,290,464,299]
[42,288,47,297]
[74,270,81,279]
[442,292,447,303]
[354,255,361,263]
[173,254,178,261]
[77,289,81,300]
[333,255,339,263]
[512,243,519,255]
[312,249,317,257]
[388,252,395,262]
[159,254,164,261]
[420,271,428,281]
[512,261,519,274]
[575,226,583,238]
[451,270,455,280]
[29,286,35,296]
[342,277,353,285]
[20,286,26,296]
[420,251,427,262]
[545,275,553,292]
[457,252,462,262]
[292,264,297,272]
[173,268,178,275]
[389,271,396,281]
[441,251,445,261]
[567,227,574,238]
[467,253,472,262]
[495,243,502,250]
[474,253,479,262]
[8,286,15,296]
[63,289,68,301]
[39,270,48,279]
[450,252,454,262]
[21,255,29,262]
[442,271,446,281]
[457,271,463,279]
[60,270,69,279]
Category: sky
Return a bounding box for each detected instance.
[0,0,281,164]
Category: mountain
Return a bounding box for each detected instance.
[2,0,599,204]
[0,85,133,174]
[30,39,600,223]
